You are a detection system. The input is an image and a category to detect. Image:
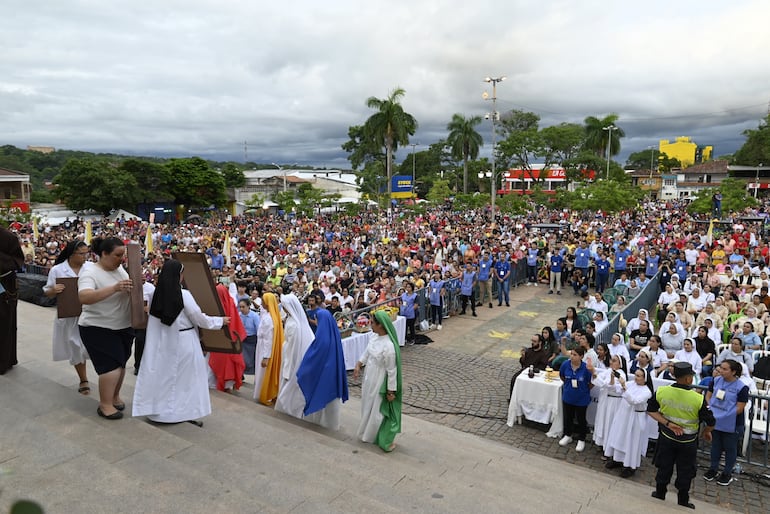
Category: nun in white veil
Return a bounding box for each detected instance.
[274,293,315,418]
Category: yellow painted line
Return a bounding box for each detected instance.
[488,330,511,339]
[517,311,538,318]
[501,349,520,359]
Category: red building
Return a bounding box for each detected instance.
[499,166,596,195]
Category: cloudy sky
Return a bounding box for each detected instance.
[2,0,768,168]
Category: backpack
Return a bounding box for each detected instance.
[754,355,770,381]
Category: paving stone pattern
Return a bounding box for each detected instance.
[350,284,770,514]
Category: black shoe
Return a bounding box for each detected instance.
[472,312,478,317]
[651,490,665,501]
[677,494,695,509]
[97,407,123,420]
[498,303,502,306]
[557,291,562,295]
[506,303,510,307]
[716,473,733,486]
[620,467,635,478]
[460,311,466,315]
[703,468,718,481]
[548,290,554,294]
[133,368,139,376]
[605,460,621,470]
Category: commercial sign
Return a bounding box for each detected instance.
[391,175,414,199]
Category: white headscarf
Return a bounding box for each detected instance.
[280,293,315,379]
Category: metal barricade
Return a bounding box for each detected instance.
[595,273,660,347]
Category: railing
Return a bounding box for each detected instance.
[595,273,660,347]
[21,264,49,276]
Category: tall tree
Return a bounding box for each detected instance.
[446,113,484,194]
[54,158,139,214]
[221,162,246,188]
[625,149,681,173]
[165,157,226,207]
[583,114,625,158]
[732,114,770,165]
[341,125,383,170]
[540,123,586,167]
[496,110,543,179]
[363,87,418,200]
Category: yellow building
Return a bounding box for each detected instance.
[659,136,712,168]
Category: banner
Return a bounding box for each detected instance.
[144,225,153,258]
[391,175,414,199]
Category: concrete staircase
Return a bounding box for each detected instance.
[0,302,733,513]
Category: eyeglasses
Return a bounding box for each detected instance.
[74,251,90,256]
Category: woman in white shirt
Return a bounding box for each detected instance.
[673,338,703,378]
[585,292,608,314]
[641,335,669,377]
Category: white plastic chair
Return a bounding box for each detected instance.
[749,390,770,441]
[754,350,770,364]
[716,343,730,356]
[764,335,770,351]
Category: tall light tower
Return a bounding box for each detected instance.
[410,143,418,199]
[757,163,764,199]
[484,76,506,216]
[603,125,618,180]
[271,162,286,192]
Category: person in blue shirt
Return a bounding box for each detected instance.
[494,252,511,306]
[477,251,495,309]
[574,241,591,280]
[558,347,592,452]
[674,252,689,282]
[206,247,224,271]
[549,245,564,295]
[637,271,651,289]
[460,263,478,317]
[399,282,418,345]
[238,299,260,375]
[427,272,445,330]
[645,248,661,277]
[613,242,631,284]
[526,246,539,286]
[305,293,322,333]
[595,249,610,293]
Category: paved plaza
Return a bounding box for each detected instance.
[345,283,769,513]
[1,283,763,512]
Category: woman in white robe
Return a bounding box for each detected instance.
[253,292,283,404]
[274,294,315,418]
[592,355,626,449]
[252,301,274,401]
[603,368,653,477]
[43,241,93,394]
[353,311,401,451]
[133,260,229,423]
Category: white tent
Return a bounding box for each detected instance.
[107,209,141,221]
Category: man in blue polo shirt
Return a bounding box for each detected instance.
[549,245,564,295]
[477,250,495,309]
[494,252,511,306]
[646,247,661,277]
[574,240,591,287]
[613,242,631,284]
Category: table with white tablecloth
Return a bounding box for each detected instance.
[506,372,564,438]
[341,315,406,371]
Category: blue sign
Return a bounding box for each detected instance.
[391,175,413,198]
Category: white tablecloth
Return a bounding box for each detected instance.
[506,373,564,438]
[341,316,406,371]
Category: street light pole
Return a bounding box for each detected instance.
[758,163,764,199]
[485,76,506,217]
[410,143,417,199]
[603,125,617,180]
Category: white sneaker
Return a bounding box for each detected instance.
[437,324,442,330]
[558,435,573,447]
[525,282,531,287]
[534,283,538,287]
[429,324,436,330]
[576,441,585,452]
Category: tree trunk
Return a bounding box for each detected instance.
[463,155,468,194]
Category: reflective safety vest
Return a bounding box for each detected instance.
[656,385,703,442]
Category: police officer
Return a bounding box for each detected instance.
[647,361,715,509]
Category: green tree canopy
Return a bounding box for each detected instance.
[583,114,625,157]
[554,179,644,213]
[165,157,226,207]
[540,123,585,166]
[496,110,543,177]
[686,177,758,216]
[446,113,484,194]
[426,179,452,204]
[625,149,681,173]
[119,159,171,202]
[362,87,418,198]
[221,162,246,188]
[341,124,383,170]
[54,159,139,214]
[732,114,770,165]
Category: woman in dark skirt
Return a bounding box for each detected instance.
[78,237,133,420]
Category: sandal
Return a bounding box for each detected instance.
[78,381,90,395]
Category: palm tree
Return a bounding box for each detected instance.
[363,87,418,201]
[583,114,625,158]
[446,113,484,194]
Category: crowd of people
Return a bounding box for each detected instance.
[3,195,770,494]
